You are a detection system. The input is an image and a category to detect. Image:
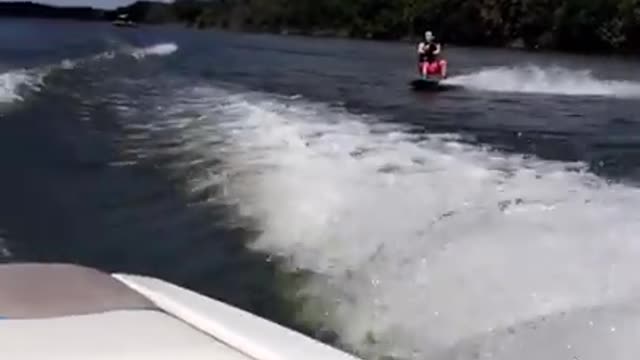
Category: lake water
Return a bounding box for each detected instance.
[1,18,640,360]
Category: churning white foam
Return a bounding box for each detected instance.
[131,42,178,59]
[0,230,10,258]
[0,70,43,103]
[60,42,178,68]
[81,42,178,63]
[0,71,26,103]
[134,86,640,360]
[0,42,178,105]
[446,65,640,97]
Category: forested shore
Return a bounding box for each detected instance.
[172,0,640,52]
[2,0,640,53]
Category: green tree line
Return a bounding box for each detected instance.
[168,0,640,52]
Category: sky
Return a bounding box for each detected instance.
[18,0,171,9]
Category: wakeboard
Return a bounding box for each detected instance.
[410,78,443,91]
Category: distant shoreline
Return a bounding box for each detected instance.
[2,1,639,56]
[0,1,173,23]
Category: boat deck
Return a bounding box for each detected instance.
[0,263,361,360]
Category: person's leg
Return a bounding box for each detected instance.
[439,60,448,78]
[421,62,429,77]
[427,62,439,75]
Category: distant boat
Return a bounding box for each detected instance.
[112,14,137,27]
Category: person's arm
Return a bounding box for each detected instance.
[417,42,425,54]
[434,43,441,55]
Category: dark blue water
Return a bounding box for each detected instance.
[1,18,640,360]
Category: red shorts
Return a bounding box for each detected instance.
[420,60,447,76]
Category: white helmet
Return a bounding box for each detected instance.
[425,31,434,42]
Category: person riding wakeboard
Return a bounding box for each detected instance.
[417,31,447,79]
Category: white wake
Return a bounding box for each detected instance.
[131,42,178,59]
[124,85,640,360]
[0,230,10,258]
[0,69,43,104]
[446,65,640,98]
[0,42,178,105]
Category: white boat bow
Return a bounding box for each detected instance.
[0,263,362,360]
